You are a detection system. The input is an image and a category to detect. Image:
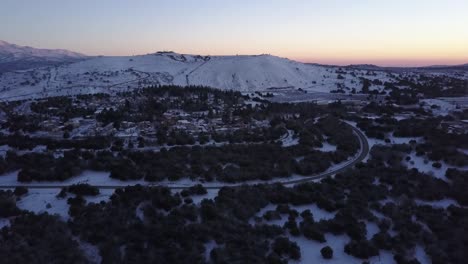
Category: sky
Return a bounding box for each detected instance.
[1,0,467,66]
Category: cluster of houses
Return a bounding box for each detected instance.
[31,106,268,144]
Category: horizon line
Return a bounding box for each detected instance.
[2,39,467,68]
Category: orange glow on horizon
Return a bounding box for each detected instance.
[2,0,468,68]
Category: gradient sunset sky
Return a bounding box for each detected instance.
[1,0,467,66]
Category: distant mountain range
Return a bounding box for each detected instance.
[346,63,468,72]
[0,40,87,72]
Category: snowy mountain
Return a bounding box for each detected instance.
[0,40,87,72]
[0,50,399,101]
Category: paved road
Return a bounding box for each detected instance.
[0,122,369,190]
[279,124,368,186]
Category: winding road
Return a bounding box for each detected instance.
[0,123,369,190]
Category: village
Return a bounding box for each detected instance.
[0,86,277,150]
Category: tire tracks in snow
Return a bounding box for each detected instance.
[185,57,211,86]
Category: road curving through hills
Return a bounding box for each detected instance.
[0,122,369,190]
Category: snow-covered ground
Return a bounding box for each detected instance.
[415,198,461,209]
[404,151,468,180]
[0,170,126,187]
[251,203,337,227]
[249,203,395,263]
[367,133,422,149]
[315,141,337,152]
[0,170,158,188]
[292,204,337,221]
[15,188,114,220]
[0,172,116,221]
[282,130,300,147]
[204,240,219,263]
[76,238,102,264]
[250,203,393,263]
[187,189,219,205]
[459,148,468,155]
[83,189,115,204]
[0,218,10,228]
[364,131,422,162]
[0,52,399,101]
[290,233,395,264]
[16,188,70,219]
[414,245,431,264]
[387,133,423,145]
[365,221,380,240]
[420,99,459,116]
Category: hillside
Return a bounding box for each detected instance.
[0,51,400,101]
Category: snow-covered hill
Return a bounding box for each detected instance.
[188,55,330,91]
[0,40,87,72]
[0,51,397,101]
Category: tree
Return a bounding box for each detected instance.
[321,246,333,259]
[66,184,100,196]
[13,186,28,197]
[344,240,379,259]
[272,237,301,260]
[361,78,371,93]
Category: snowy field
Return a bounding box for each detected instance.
[420,99,461,116]
[250,203,402,264]
[403,151,468,180]
[290,234,396,264]
[15,188,115,220]
[250,203,337,227]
